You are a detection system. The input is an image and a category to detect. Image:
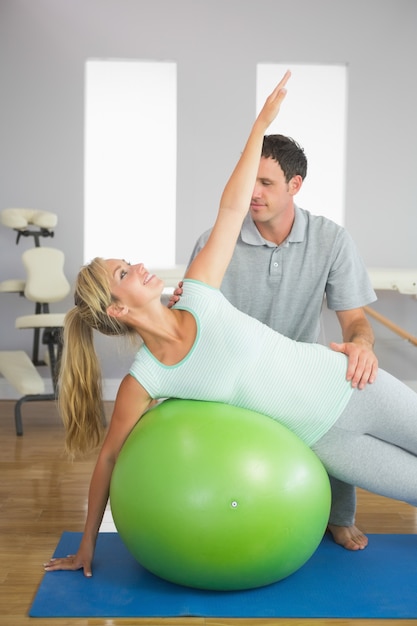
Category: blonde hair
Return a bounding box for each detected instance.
[58,258,136,457]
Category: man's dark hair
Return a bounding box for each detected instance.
[261,134,307,182]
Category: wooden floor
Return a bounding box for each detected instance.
[1,399,417,626]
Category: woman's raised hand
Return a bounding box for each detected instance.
[257,70,291,129]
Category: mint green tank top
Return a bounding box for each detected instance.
[129,280,354,446]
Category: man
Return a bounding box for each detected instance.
[173,134,378,550]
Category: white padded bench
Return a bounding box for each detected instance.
[363,268,417,348]
[0,351,44,395]
[0,351,54,436]
[368,268,417,295]
[3,311,66,435]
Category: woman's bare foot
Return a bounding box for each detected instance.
[327,524,368,551]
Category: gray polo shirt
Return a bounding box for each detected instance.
[189,206,376,342]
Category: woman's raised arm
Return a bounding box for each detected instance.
[186,70,291,288]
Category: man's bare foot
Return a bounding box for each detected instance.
[327,524,368,551]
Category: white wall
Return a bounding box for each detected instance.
[0,0,416,394]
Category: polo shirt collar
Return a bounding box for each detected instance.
[241,205,306,247]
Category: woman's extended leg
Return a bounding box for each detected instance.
[312,369,417,507]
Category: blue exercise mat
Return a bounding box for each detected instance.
[30,531,417,619]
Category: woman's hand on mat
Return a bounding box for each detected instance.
[44,548,93,577]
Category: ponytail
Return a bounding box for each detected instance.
[58,308,104,456]
[58,258,136,457]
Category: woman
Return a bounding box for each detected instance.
[45,71,417,577]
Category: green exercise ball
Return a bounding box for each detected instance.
[110,399,330,590]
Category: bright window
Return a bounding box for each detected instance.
[84,60,177,267]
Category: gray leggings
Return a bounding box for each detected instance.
[312,369,417,509]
